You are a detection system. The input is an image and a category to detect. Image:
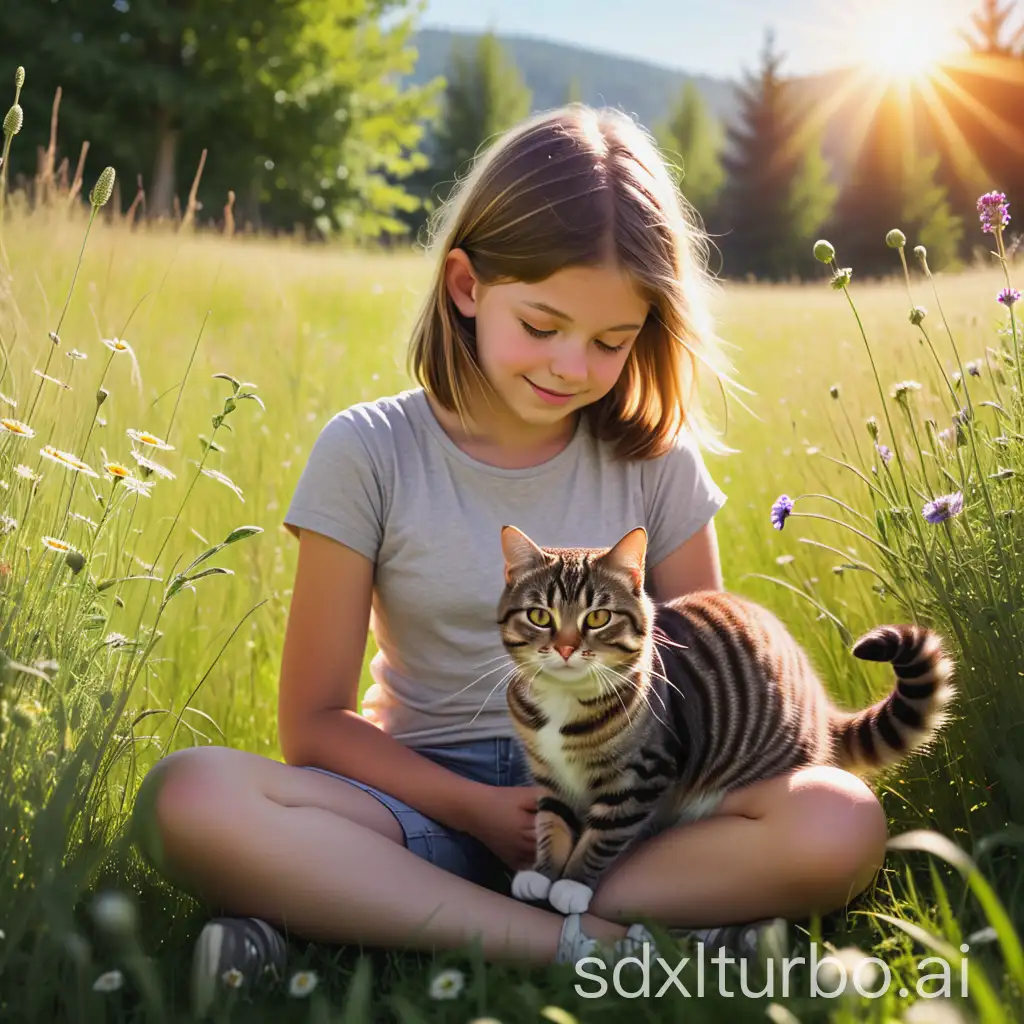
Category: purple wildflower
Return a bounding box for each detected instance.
[875,443,893,465]
[770,494,794,531]
[977,191,1010,234]
[922,491,964,525]
[998,287,1020,307]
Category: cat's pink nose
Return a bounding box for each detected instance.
[554,644,576,661]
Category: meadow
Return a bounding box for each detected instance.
[2,149,1024,1021]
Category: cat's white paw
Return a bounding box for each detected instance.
[511,870,552,902]
[549,879,594,914]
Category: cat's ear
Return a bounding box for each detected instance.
[501,526,548,584]
[599,527,648,591]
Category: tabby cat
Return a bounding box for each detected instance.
[496,525,955,917]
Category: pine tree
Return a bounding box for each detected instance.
[718,29,836,280]
[959,0,1024,55]
[655,81,725,217]
[902,153,965,268]
[565,76,584,105]
[783,128,839,273]
[430,32,532,204]
[830,89,964,274]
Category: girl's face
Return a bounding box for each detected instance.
[445,251,650,427]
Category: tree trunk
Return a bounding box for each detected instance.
[151,110,179,218]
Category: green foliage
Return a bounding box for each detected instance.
[903,153,966,270]
[0,0,441,240]
[430,31,532,205]
[656,81,725,217]
[717,30,836,280]
[829,90,964,276]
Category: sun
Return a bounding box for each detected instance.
[850,3,951,81]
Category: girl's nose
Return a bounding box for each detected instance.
[550,342,588,384]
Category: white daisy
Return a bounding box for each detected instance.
[129,449,175,480]
[121,477,154,497]
[0,418,34,438]
[126,428,174,450]
[287,970,319,998]
[429,968,465,1000]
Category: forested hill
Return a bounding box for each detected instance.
[407,28,863,178]
[407,27,741,131]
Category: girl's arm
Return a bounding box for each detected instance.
[277,528,487,831]
[646,520,724,601]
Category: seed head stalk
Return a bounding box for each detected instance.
[993,222,1023,401]
[0,67,26,260]
[26,168,117,424]
[911,242,1017,615]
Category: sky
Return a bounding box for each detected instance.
[418,0,990,79]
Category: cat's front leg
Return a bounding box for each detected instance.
[548,802,662,915]
[510,791,581,904]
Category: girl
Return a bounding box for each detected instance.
[131,104,888,1014]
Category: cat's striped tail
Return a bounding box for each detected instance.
[830,625,956,775]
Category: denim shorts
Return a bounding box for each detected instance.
[299,736,532,894]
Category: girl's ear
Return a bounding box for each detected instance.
[444,248,479,318]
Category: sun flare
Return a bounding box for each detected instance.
[851,3,950,81]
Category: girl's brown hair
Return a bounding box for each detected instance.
[407,103,735,460]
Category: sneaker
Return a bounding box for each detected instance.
[191,916,288,1017]
[554,913,600,965]
[555,914,666,966]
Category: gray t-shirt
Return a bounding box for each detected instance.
[283,387,727,748]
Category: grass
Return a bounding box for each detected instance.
[2,113,1024,1024]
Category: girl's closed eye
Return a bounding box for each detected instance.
[518,318,556,339]
[518,318,627,354]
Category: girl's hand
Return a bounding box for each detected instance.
[463,783,546,871]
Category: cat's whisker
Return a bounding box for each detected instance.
[593,664,635,728]
[468,650,519,671]
[652,625,690,652]
[428,657,516,707]
[466,665,520,727]
[596,662,674,731]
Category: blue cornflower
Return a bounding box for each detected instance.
[922,492,964,525]
[770,494,794,530]
[875,443,893,466]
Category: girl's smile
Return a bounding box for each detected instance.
[524,377,578,404]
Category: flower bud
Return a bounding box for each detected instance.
[96,388,109,408]
[15,67,25,89]
[866,416,879,440]
[914,245,927,262]
[829,384,839,399]
[65,549,85,575]
[813,239,835,263]
[89,167,116,208]
[909,306,926,326]
[830,267,852,290]
[886,229,906,248]
[3,105,23,137]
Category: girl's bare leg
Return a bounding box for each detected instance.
[588,766,889,927]
[132,745,628,963]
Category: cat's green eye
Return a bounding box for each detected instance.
[527,608,552,628]
[585,609,611,629]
